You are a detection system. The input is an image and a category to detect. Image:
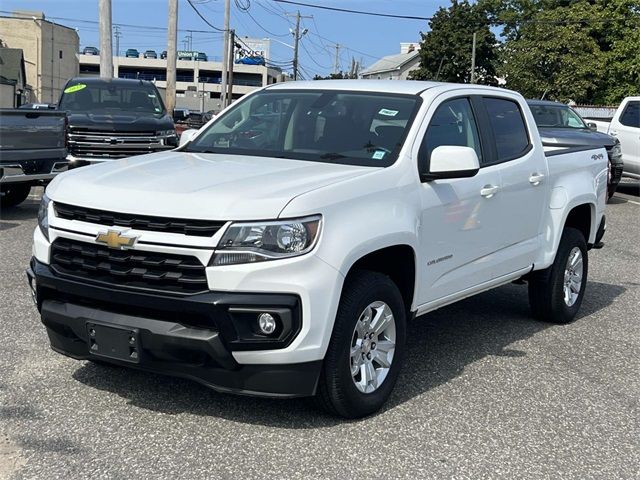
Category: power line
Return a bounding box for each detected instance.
[270,0,431,21]
[241,6,290,37]
[186,0,226,31]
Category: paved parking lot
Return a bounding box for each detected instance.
[1,183,638,479]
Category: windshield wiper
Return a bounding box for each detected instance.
[319,152,347,160]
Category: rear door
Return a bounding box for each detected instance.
[612,99,640,176]
[478,96,548,277]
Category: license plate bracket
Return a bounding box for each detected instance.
[86,322,140,363]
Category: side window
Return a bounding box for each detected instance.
[619,101,640,128]
[420,98,482,172]
[484,98,530,161]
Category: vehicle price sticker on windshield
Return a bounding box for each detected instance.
[64,84,87,94]
[378,108,399,117]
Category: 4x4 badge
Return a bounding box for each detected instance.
[95,229,138,250]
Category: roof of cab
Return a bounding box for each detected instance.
[65,76,155,87]
[266,79,517,96]
[265,79,442,95]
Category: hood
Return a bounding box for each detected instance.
[538,127,616,148]
[47,151,377,220]
[66,111,174,133]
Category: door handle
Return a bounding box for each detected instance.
[529,173,545,186]
[480,185,499,198]
[609,130,618,136]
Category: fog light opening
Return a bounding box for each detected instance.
[258,313,277,335]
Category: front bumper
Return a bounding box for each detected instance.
[27,259,322,397]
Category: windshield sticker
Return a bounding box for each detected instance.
[372,150,386,160]
[154,107,161,112]
[148,94,156,98]
[378,108,398,117]
[64,83,87,94]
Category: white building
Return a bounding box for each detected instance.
[360,43,421,81]
[78,54,284,112]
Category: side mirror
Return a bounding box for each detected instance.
[587,122,598,131]
[421,146,480,182]
[179,129,199,147]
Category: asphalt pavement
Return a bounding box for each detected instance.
[1,183,638,479]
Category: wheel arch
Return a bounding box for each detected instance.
[343,244,417,315]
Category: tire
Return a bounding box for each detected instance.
[0,184,31,208]
[528,227,588,324]
[314,270,406,418]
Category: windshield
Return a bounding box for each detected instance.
[59,81,166,114]
[530,104,587,129]
[184,89,421,167]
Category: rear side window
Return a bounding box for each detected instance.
[484,98,530,161]
[619,101,640,127]
[420,97,482,172]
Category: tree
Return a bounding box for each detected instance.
[481,0,640,103]
[410,0,498,85]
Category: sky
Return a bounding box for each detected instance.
[0,0,452,78]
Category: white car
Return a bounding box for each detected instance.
[28,81,608,418]
[587,96,640,179]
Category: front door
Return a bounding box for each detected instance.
[415,96,503,304]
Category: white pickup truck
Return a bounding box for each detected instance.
[587,96,640,179]
[28,81,608,418]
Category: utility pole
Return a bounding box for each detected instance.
[333,43,340,75]
[470,31,477,84]
[226,30,235,107]
[166,0,178,115]
[287,11,311,81]
[220,0,231,108]
[98,0,113,78]
[113,25,121,57]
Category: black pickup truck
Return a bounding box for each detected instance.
[58,77,178,167]
[0,109,68,207]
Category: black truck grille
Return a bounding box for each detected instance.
[67,128,173,159]
[54,202,225,237]
[50,238,208,294]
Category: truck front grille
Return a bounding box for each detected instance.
[54,202,225,237]
[50,238,208,294]
[67,128,173,159]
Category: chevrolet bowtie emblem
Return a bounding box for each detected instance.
[95,229,138,250]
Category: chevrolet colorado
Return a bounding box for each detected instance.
[28,81,608,418]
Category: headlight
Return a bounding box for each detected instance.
[211,215,322,266]
[157,129,177,137]
[37,193,51,241]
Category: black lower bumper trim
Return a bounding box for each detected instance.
[28,260,320,398]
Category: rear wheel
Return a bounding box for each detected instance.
[0,184,31,208]
[315,270,406,418]
[528,227,588,324]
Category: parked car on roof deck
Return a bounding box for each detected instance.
[528,99,624,200]
[125,48,139,58]
[160,50,167,59]
[82,46,99,55]
[143,50,157,59]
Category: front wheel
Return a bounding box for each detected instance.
[528,227,588,324]
[315,270,406,418]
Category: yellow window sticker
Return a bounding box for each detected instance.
[64,84,87,94]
